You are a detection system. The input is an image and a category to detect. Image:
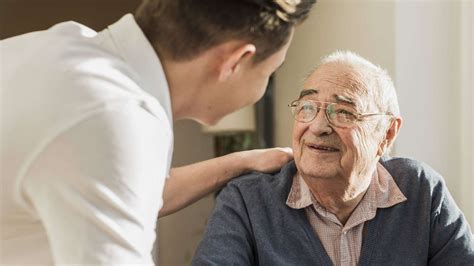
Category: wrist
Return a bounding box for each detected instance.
[227,150,253,176]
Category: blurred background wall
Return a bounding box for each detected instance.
[1,0,472,265]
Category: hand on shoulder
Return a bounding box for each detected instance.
[237,147,293,174]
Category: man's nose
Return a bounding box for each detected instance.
[308,108,333,136]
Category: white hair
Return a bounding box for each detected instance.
[319,50,400,118]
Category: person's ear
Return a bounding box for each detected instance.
[377,117,402,156]
[218,43,256,82]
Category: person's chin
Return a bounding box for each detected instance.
[302,148,340,165]
[298,159,338,178]
[195,112,225,126]
[301,168,337,180]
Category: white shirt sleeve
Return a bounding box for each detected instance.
[21,104,171,264]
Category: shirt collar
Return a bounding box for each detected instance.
[286,172,313,209]
[371,163,407,209]
[286,163,407,210]
[106,14,173,125]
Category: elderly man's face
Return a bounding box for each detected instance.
[292,63,386,181]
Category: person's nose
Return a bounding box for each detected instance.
[308,107,333,136]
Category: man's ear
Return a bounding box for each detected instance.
[377,117,402,156]
[218,43,256,82]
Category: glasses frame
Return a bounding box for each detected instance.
[288,99,394,128]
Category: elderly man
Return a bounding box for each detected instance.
[192,51,474,265]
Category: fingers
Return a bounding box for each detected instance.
[236,147,294,174]
[271,147,293,159]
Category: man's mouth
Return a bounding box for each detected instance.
[306,144,339,152]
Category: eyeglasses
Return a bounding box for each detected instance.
[288,99,393,128]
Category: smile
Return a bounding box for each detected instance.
[306,144,339,152]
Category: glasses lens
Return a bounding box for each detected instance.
[327,104,357,127]
[293,100,317,122]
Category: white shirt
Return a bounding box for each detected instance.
[1,14,173,264]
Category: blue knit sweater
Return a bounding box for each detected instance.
[192,157,474,265]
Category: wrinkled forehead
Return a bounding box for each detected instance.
[302,63,372,109]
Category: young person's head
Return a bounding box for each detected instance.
[135,0,316,124]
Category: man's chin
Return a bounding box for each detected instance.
[297,164,337,180]
[300,152,340,166]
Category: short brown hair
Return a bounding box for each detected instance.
[135,0,316,63]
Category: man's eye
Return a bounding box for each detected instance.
[300,104,315,112]
[334,108,356,120]
[336,109,353,115]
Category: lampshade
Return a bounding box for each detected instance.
[202,105,256,134]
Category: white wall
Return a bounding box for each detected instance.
[395,0,473,226]
[460,0,474,227]
[275,0,473,226]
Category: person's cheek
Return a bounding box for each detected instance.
[338,130,357,177]
[292,123,304,161]
[354,124,378,175]
[343,126,367,176]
